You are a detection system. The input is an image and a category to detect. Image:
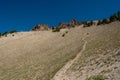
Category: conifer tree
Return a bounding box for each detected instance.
[118,11,120,21]
[109,14,117,22]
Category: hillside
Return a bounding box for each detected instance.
[0,21,120,80]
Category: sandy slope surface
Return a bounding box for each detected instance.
[52,39,87,80]
[0,22,120,80]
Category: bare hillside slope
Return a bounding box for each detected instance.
[0,21,120,80]
[52,22,120,80]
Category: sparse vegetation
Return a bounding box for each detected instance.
[118,11,120,21]
[0,33,2,38]
[109,14,118,22]
[62,34,65,37]
[2,32,8,37]
[52,27,61,32]
[97,10,120,25]
[88,21,93,26]
[86,75,105,80]
[97,19,110,25]
[83,21,93,27]
[97,20,102,25]
[0,30,17,37]
[12,34,15,36]
[102,19,110,24]
[9,30,17,34]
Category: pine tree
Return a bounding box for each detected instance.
[118,11,120,21]
[109,14,117,22]
[2,32,8,37]
[97,20,102,25]
[9,30,17,34]
[102,19,109,24]
[0,33,1,38]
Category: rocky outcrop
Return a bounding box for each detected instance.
[59,23,71,29]
[31,24,50,31]
[70,19,81,26]
[58,19,81,29]
[31,19,81,31]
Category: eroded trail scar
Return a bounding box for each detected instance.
[51,39,87,80]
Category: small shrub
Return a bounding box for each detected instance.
[102,19,110,24]
[83,21,93,27]
[97,20,102,25]
[109,14,118,22]
[86,75,105,80]
[90,21,93,25]
[0,33,2,38]
[52,27,61,32]
[118,11,120,21]
[62,34,65,37]
[65,31,68,34]
[10,30,17,34]
[88,21,93,26]
[12,34,14,36]
[2,32,8,37]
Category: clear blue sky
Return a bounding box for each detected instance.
[0,0,120,33]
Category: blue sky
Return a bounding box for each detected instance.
[0,0,120,33]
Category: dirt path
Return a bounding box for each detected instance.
[51,39,87,80]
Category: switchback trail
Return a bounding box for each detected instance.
[51,39,87,80]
